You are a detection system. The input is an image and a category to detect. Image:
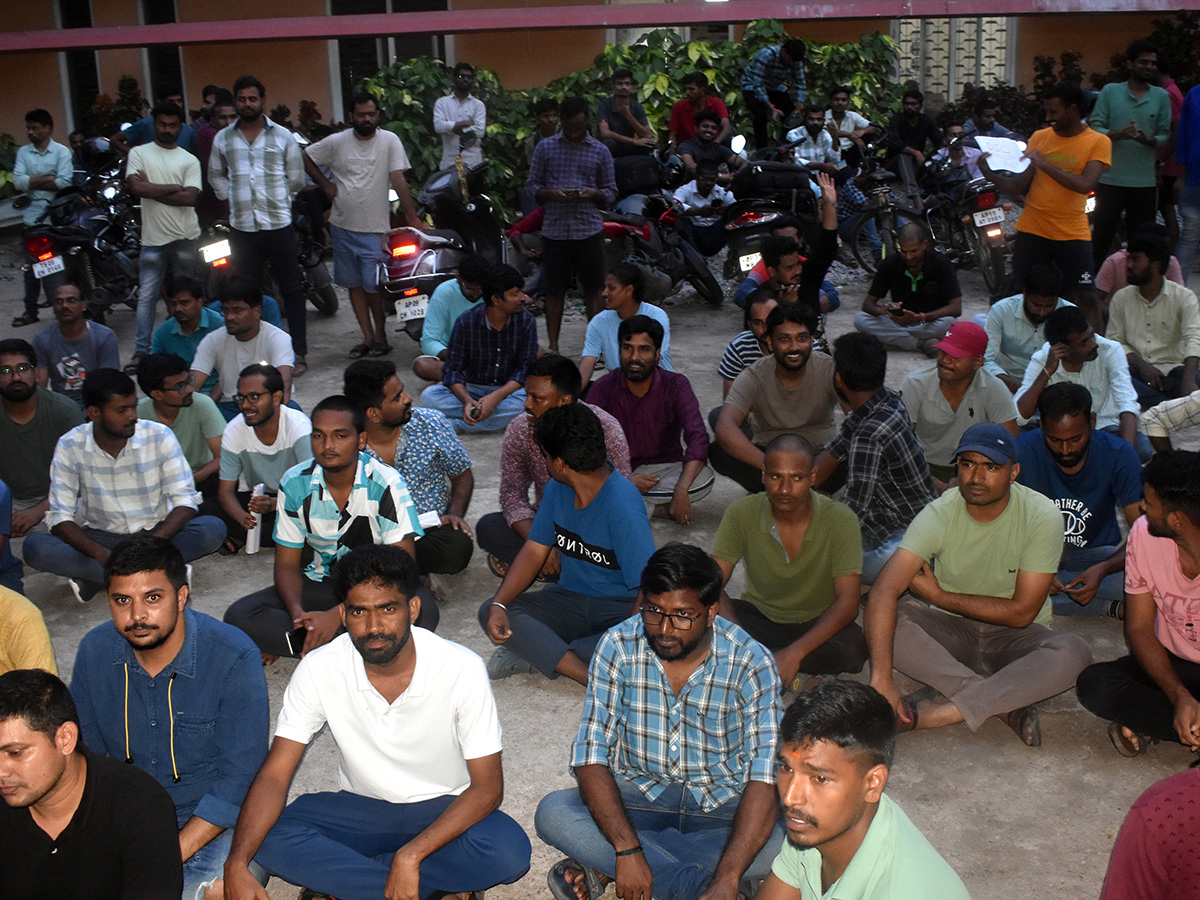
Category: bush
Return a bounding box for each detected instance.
[89,74,146,137]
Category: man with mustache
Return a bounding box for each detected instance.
[536,543,783,900]
[69,534,269,900]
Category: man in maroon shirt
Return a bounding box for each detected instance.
[587,315,712,525]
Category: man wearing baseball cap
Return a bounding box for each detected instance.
[899,321,1019,482]
[864,422,1093,747]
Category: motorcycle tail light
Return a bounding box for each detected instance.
[975,191,998,210]
[391,242,418,258]
[212,257,229,267]
[25,235,54,258]
[403,287,420,297]
[728,211,779,229]
[986,227,1003,239]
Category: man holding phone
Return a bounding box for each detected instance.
[673,159,732,257]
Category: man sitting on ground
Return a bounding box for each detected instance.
[588,315,713,524]
[70,535,269,899]
[137,353,225,496]
[1094,229,1185,309]
[866,423,1092,747]
[217,544,532,900]
[733,225,839,315]
[475,355,631,580]
[151,275,224,392]
[479,404,654,685]
[32,282,120,408]
[714,435,866,692]
[23,368,226,603]
[1017,384,1141,618]
[345,358,475,577]
[981,263,1073,392]
[412,255,488,383]
[716,289,778,412]
[579,262,673,386]
[1140,388,1200,452]
[536,543,783,900]
[813,332,937,583]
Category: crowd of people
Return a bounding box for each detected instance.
[5,31,1200,900]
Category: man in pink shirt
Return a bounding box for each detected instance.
[1076,450,1200,757]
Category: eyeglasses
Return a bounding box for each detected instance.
[232,391,269,405]
[640,605,704,632]
[0,363,34,377]
[161,374,195,393]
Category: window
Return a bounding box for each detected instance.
[141,0,184,103]
[58,0,99,133]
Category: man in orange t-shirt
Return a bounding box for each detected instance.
[982,82,1110,331]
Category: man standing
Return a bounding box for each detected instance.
[1017,384,1142,617]
[304,91,422,359]
[587,316,712,524]
[528,96,616,352]
[195,91,236,230]
[219,544,531,900]
[412,255,489,383]
[536,543,783,900]
[433,62,487,170]
[886,91,942,208]
[111,86,196,154]
[22,369,226,602]
[598,67,656,158]
[579,262,673,386]
[151,275,225,383]
[70,535,269,899]
[32,282,120,407]
[866,423,1092,747]
[126,100,202,373]
[982,264,1073,391]
[854,223,962,354]
[344,358,475,577]
[668,71,732,146]
[136,353,226,494]
[208,75,310,373]
[0,338,83,537]
[11,108,73,329]
[1174,77,1200,280]
[759,681,970,900]
[741,38,808,149]
[1088,40,1171,265]
[0,668,183,899]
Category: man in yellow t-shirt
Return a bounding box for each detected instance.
[981,82,1110,331]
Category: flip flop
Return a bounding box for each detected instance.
[548,858,606,900]
[348,343,371,359]
[1003,704,1042,747]
[367,341,392,357]
[896,686,937,733]
[1108,721,1153,758]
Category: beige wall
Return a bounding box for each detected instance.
[1014,13,1165,90]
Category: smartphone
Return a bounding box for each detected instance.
[562,188,582,196]
[285,625,308,656]
[888,306,906,317]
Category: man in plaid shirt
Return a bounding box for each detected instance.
[536,543,783,900]
[740,39,807,149]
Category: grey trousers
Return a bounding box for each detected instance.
[892,598,1093,730]
[853,310,956,353]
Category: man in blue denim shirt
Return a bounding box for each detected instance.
[69,535,269,900]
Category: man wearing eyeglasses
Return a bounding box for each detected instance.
[135,354,226,498]
[536,542,783,900]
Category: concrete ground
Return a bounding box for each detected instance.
[4,233,1198,900]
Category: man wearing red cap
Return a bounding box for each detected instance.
[899,321,1019,483]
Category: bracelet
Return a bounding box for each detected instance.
[491,601,508,611]
[615,845,644,858]
[1044,367,1054,378]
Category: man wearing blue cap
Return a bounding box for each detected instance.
[864,422,1092,746]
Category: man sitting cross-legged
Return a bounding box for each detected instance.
[479,403,654,684]
[979,263,1073,392]
[214,544,532,900]
[136,352,226,499]
[757,680,970,900]
[536,543,784,900]
[713,434,867,693]
[865,422,1093,746]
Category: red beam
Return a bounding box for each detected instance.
[1,0,1196,53]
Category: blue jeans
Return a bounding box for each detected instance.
[420,383,527,433]
[253,791,531,900]
[184,828,268,900]
[862,532,903,585]
[1177,182,1200,280]
[136,239,198,355]
[1050,543,1125,617]
[23,519,227,601]
[535,778,784,900]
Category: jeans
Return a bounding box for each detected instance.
[535,778,783,900]
[136,239,199,355]
[420,383,527,434]
[23,519,227,601]
[22,266,40,317]
[862,532,903,585]
[185,828,268,900]
[1099,424,1153,462]
[253,791,530,900]
[1130,364,1199,408]
[1176,182,1200,281]
[1050,543,1125,617]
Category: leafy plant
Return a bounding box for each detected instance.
[88,74,147,137]
[0,133,17,200]
[268,103,295,130]
[297,100,324,140]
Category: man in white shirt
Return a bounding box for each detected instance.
[672,160,733,257]
[433,63,486,170]
[218,544,531,900]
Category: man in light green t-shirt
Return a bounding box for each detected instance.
[865,423,1092,747]
[760,680,971,900]
[713,434,865,692]
[135,353,224,493]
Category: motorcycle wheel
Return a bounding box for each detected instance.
[973,232,1007,296]
[305,262,339,316]
[851,215,897,276]
[681,241,723,307]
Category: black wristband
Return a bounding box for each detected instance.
[615,845,644,858]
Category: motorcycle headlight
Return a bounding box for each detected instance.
[102,184,118,200]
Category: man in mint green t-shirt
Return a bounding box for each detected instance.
[864,423,1092,747]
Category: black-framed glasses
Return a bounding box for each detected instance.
[232,391,269,405]
[0,363,34,377]
[640,605,703,632]
[162,374,195,393]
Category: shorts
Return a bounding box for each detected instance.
[542,233,606,296]
[1011,231,1094,292]
[330,224,387,291]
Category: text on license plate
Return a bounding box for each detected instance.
[395,294,429,322]
[1084,195,1096,214]
[739,252,761,272]
[32,256,65,279]
[200,240,231,263]
[973,208,1005,227]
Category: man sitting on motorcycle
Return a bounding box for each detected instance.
[679,111,746,183]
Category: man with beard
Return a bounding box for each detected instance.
[32,281,120,408]
[712,303,838,494]
[717,290,778,406]
[981,264,1074,392]
[23,369,226,603]
[152,276,225,387]
[758,680,969,900]
[678,110,745,178]
[587,316,712,524]
[536,543,783,900]
[344,358,475,576]
[1077,452,1200,758]
[1017,384,1141,618]
[885,90,942,210]
[70,535,268,900]
[137,354,226,495]
[785,105,842,176]
[866,423,1091,747]
[0,338,83,537]
[218,544,531,900]
[597,67,656,158]
[304,92,422,359]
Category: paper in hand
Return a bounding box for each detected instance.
[976,136,1029,173]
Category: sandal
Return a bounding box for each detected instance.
[896,686,937,733]
[548,858,606,900]
[1108,721,1153,758]
[11,312,38,327]
[122,353,146,375]
[367,341,392,357]
[218,536,244,556]
[348,343,371,359]
[1003,704,1042,747]
[486,554,509,579]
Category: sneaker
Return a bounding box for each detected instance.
[67,579,91,603]
[186,563,194,587]
[487,646,537,680]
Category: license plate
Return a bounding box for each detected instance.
[739,252,761,272]
[200,239,231,263]
[1084,195,1096,214]
[32,255,64,279]
[395,293,429,321]
[973,208,1005,227]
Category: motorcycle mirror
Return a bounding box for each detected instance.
[12,196,31,210]
[730,135,746,155]
[388,190,399,202]
[119,122,131,131]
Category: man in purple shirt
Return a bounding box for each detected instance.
[527,96,617,353]
[588,315,713,525]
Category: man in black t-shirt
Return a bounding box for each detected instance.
[854,223,962,354]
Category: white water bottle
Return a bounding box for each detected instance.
[245,483,266,555]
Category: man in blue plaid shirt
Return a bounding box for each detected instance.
[741,39,807,150]
[536,543,783,900]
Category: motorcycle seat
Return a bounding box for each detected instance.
[604,211,648,227]
[866,172,898,186]
[421,229,463,244]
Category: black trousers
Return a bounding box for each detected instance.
[230,225,308,355]
[742,89,795,149]
[1091,183,1157,267]
[709,441,766,494]
[415,523,474,575]
[1076,651,1200,743]
[476,512,526,567]
[731,597,867,675]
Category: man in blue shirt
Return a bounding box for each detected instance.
[70,534,269,900]
[110,85,197,154]
[741,39,807,149]
[479,403,654,684]
[151,278,224,394]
